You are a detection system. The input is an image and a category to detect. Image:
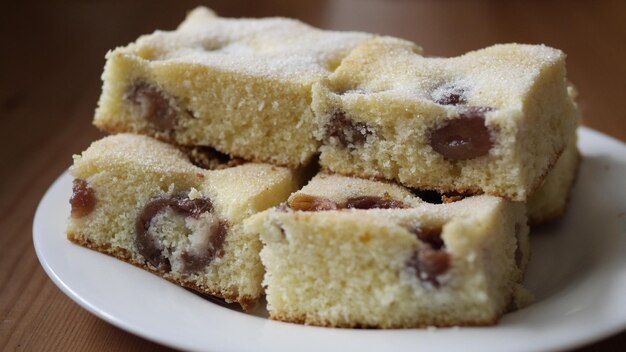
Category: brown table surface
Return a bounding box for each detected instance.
[1,0,625,351]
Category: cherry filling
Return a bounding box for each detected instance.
[70,178,96,218]
[325,111,373,147]
[181,221,227,272]
[135,194,227,273]
[409,249,450,287]
[407,226,450,287]
[410,226,444,250]
[344,195,407,209]
[430,107,494,160]
[287,193,406,212]
[126,81,179,132]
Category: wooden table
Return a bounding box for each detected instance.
[1,1,625,350]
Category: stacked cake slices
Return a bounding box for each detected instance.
[67,6,580,325]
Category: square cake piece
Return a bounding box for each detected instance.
[67,134,302,310]
[312,37,580,201]
[245,173,530,327]
[94,7,377,168]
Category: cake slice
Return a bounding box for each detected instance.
[67,134,302,310]
[312,37,580,201]
[244,173,530,327]
[94,7,378,168]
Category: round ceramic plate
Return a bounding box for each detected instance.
[34,127,626,352]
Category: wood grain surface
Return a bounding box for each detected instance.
[1,1,625,351]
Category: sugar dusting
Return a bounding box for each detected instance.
[126,7,372,82]
[333,37,565,109]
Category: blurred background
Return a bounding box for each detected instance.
[1,1,625,351]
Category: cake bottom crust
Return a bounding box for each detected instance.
[268,312,501,329]
[67,232,257,311]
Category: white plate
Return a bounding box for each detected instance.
[34,127,626,352]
